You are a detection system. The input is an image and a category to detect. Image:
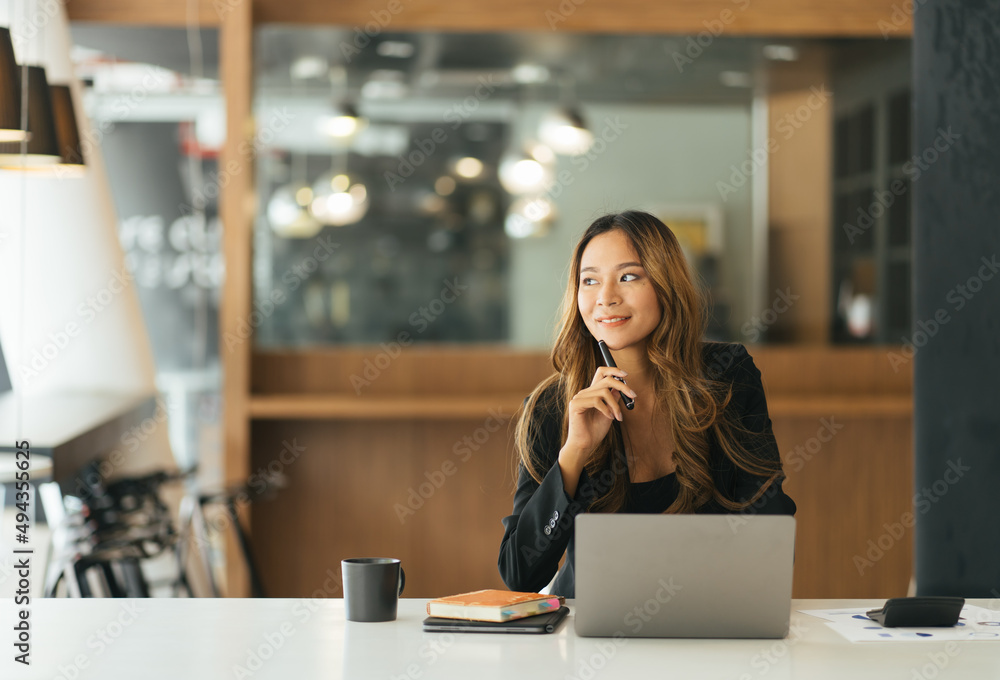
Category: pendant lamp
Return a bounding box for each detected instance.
[539,106,594,156]
[0,64,60,167]
[0,27,27,142]
[49,84,85,166]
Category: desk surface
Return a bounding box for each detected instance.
[2,599,998,679]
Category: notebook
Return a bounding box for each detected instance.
[423,607,569,634]
[574,514,796,638]
[425,589,564,622]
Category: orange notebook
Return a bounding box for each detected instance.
[426,589,565,623]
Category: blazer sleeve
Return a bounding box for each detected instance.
[719,344,797,516]
[497,398,586,593]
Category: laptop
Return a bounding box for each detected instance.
[574,514,795,638]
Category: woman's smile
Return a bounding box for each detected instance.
[596,315,631,327]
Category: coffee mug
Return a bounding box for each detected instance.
[342,558,405,622]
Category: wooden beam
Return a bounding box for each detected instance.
[253,0,912,35]
[66,0,912,36]
[218,0,253,598]
[67,0,221,26]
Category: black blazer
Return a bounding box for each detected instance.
[497,342,796,598]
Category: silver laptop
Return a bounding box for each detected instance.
[574,514,795,638]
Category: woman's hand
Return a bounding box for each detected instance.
[558,367,636,497]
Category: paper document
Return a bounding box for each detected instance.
[799,605,1000,643]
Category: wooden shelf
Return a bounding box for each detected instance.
[249,394,526,420]
[248,393,911,420]
[768,395,912,418]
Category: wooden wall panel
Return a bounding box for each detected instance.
[248,404,914,599]
[749,346,912,395]
[247,348,913,599]
[66,0,913,36]
[250,416,515,598]
[774,413,914,598]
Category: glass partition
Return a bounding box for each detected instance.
[70,24,224,476]
[251,29,911,348]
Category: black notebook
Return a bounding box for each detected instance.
[423,606,569,634]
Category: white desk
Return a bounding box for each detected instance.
[1,599,998,679]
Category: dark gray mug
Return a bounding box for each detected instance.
[342,558,405,622]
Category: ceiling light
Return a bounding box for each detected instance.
[361,80,408,100]
[330,173,350,192]
[719,71,753,88]
[505,196,556,238]
[511,64,551,85]
[762,44,799,62]
[318,101,366,138]
[49,84,86,168]
[295,186,313,206]
[528,142,556,164]
[0,28,27,142]
[376,41,415,59]
[309,171,369,226]
[454,156,483,179]
[435,176,456,195]
[290,56,329,81]
[267,183,322,238]
[0,66,61,168]
[362,70,409,99]
[499,149,553,196]
[320,115,360,137]
[539,107,594,156]
[417,191,447,215]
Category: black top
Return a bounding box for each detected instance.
[497,342,797,598]
[626,473,679,513]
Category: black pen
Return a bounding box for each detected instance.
[597,340,635,410]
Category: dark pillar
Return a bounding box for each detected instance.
[914,0,1000,596]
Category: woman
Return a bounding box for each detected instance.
[498,210,796,598]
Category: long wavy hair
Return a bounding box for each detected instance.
[514,210,782,514]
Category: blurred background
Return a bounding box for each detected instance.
[72,28,912,353]
[7,0,990,607]
[57,25,913,485]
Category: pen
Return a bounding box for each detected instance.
[597,340,635,410]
